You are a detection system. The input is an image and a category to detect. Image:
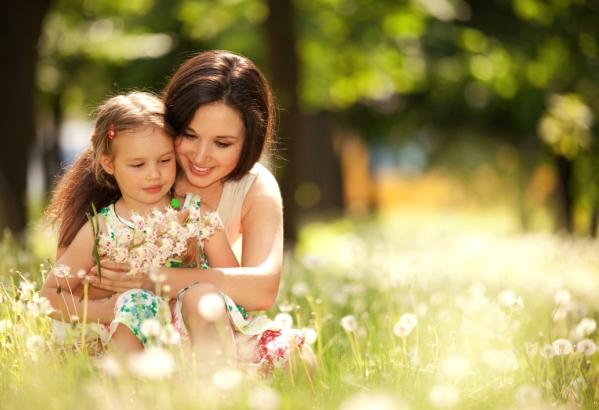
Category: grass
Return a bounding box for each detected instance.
[2,209,599,409]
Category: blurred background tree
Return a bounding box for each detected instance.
[1,0,598,241]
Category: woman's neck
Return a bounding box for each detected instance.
[175,177,224,210]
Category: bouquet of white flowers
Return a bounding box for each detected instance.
[91,204,222,277]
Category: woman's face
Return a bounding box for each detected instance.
[176,102,245,190]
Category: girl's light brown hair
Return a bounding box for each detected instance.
[44,91,175,249]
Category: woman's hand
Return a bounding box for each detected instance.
[87,260,152,293]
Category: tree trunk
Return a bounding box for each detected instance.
[554,155,573,233]
[0,0,51,235]
[263,0,303,244]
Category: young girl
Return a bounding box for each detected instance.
[40,91,238,355]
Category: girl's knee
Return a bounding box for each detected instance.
[180,283,224,321]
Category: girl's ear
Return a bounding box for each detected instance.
[100,155,115,175]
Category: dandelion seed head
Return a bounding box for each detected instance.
[100,355,123,378]
[579,318,596,335]
[441,355,470,379]
[540,344,556,359]
[340,315,358,332]
[212,367,244,391]
[26,335,45,352]
[576,339,596,355]
[0,319,12,332]
[393,321,412,338]
[140,318,162,338]
[554,289,571,305]
[301,327,317,344]
[399,313,417,328]
[127,347,175,379]
[77,269,87,279]
[291,281,309,297]
[427,384,460,409]
[197,293,225,321]
[149,268,166,283]
[339,392,407,410]
[52,264,72,278]
[552,339,573,355]
[278,301,293,313]
[247,386,281,410]
[159,323,181,346]
[301,254,328,270]
[572,376,588,393]
[274,313,293,330]
[525,342,538,356]
[514,384,542,406]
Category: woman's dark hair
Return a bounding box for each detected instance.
[163,50,276,181]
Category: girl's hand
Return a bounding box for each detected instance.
[87,260,151,293]
[96,292,122,324]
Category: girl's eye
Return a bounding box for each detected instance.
[215,141,231,148]
[161,158,172,163]
[131,163,144,168]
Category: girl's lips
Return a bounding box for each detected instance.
[144,185,163,193]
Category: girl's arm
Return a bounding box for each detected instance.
[41,222,117,323]
[200,204,240,269]
[88,169,283,312]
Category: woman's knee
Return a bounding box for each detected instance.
[180,283,222,318]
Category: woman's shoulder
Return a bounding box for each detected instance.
[247,163,281,200]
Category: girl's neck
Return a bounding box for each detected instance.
[114,195,172,221]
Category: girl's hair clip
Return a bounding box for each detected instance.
[108,122,115,139]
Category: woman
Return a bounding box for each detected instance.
[84,50,313,372]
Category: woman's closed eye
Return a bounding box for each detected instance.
[215,141,231,148]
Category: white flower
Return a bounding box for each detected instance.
[572,376,588,393]
[525,342,538,356]
[291,281,309,297]
[540,344,557,359]
[140,318,162,338]
[212,367,244,391]
[428,384,460,409]
[339,392,406,410]
[441,356,470,379]
[481,349,518,372]
[576,339,596,355]
[26,295,54,316]
[26,335,45,352]
[514,384,542,407]
[159,324,181,346]
[247,386,281,410]
[278,301,293,313]
[301,327,318,345]
[0,319,12,332]
[76,269,87,279]
[552,339,573,355]
[393,313,418,338]
[274,313,293,330]
[554,289,571,305]
[198,293,225,321]
[340,315,358,332]
[579,318,597,335]
[127,347,175,379]
[100,355,123,378]
[52,264,72,278]
[149,268,166,283]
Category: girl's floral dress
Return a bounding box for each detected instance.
[53,193,304,375]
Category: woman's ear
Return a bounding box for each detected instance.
[100,155,115,175]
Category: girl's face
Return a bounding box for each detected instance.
[176,102,245,190]
[100,125,176,213]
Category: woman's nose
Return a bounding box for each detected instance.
[193,141,209,164]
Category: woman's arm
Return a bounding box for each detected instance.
[41,223,117,323]
[88,169,283,312]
